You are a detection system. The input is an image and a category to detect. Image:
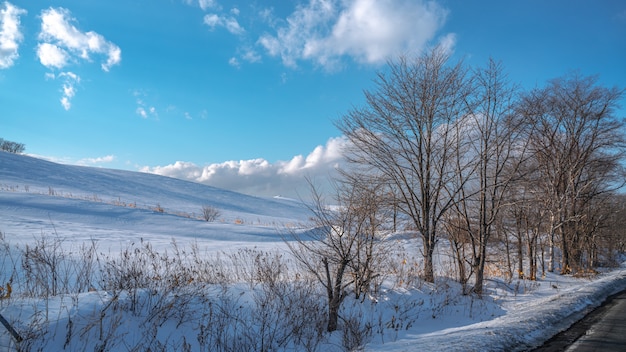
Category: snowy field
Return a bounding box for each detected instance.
[1,151,625,351]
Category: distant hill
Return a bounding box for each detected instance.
[0,151,309,223]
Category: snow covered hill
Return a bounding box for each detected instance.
[0,151,308,219]
[0,151,309,248]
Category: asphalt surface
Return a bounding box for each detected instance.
[531,289,626,352]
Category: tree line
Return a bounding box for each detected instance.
[288,47,625,331]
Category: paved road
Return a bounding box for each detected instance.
[565,289,626,352]
[532,289,626,352]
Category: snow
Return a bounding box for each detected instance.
[371,270,626,351]
[1,151,625,351]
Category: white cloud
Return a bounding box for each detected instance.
[228,56,240,67]
[38,7,121,71]
[183,0,220,11]
[203,14,220,28]
[141,136,349,199]
[242,48,261,63]
[136,107,148,118]
[203,13,244,35]
[0,2,26,69]
[437,33,457,56]
[200,0,219,11]
[45,71,80,110]
[133,90,159,119]
[258,8,275,25]
[258,0,450,69]
[37,43,69,68]
[258,0,336,68]
[77,154,116,166]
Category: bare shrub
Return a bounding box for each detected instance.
[342,313,371,351]
[201,205,220,222]
[21,234,67,297]
[0,232,18,303]
[6,236,329,351]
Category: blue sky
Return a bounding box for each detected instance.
[1,0,625,198]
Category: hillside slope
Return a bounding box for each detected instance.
[0,151,308,220]
[0,151,309,247]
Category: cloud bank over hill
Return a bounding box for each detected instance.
[141,136,349,199]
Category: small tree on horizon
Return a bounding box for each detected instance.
[0,138,25,154]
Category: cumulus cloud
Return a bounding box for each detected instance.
[36,42,68,68]
[0,1,26,69]
[258,0,450,69]
[141,136,349,199]
[38,7,121,71]
[203,13,244,35]
[35,7,121,110]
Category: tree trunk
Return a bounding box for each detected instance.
[528,235,536,280]
[423,235,436,283]
[473,237,488,295]
[560,225,571,274]
[548,224,555,273]
[451,239,468,293]
[473,253,486,296]
[327,295,341,332]
[325,258,348,332]
[517,228,524,279]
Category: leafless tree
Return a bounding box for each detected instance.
[284,178,388,332]
[336,47,471,283]
[508,184,548,281]
[0,138,25,154]
[442,213,471,293]
[519,73,625,274]
[593,193,626,266]
[446,59,528,294]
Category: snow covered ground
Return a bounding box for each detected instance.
[1,151,625,351]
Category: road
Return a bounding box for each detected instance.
[532,289,626,352]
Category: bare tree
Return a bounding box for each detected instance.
[446,59,528,294]
[508,184,548,281]
[285,179,388,332]
[0,138,25,154]
[336,47,471,283]
[520,73,625,274]
[593,193,626,266]
[442,213,471,293]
